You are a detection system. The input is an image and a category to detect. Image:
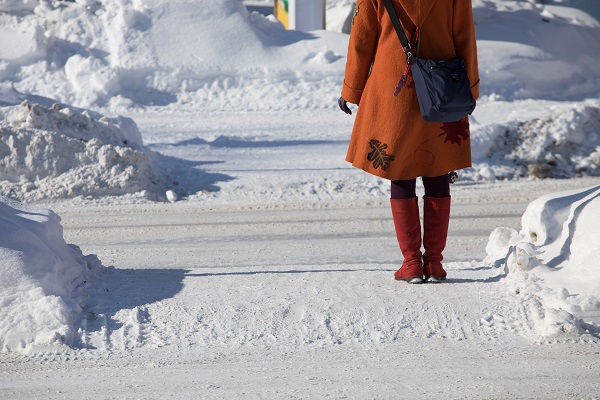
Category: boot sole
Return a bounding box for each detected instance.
[395,277,424,284]
[425,276,446,283]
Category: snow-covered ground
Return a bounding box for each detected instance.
[1,0,600,398]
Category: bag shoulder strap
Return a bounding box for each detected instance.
[382,0,415,64]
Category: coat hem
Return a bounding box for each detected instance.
[346,158,472,181]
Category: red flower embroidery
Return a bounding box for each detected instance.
[440,120,469,145]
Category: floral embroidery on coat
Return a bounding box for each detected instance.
[439,120,470,146]
[367,139,395,171]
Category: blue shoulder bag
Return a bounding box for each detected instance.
[382,0,476,123]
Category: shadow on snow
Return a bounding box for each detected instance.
[146,151,235,197]
[79,267,189,349]
[161,136,346,149]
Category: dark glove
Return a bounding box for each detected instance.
[338,97,352,115]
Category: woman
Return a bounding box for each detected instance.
[338,0,479,283]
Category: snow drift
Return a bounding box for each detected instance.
[485,185,600,339]
[473,0,600,100]
[2,0,598,113]
[0,0,346,110]
[0,85,163,202]
[0,197,102,353]
[469,100,600,181]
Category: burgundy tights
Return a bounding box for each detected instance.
[391,174,450,199]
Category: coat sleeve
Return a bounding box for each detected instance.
[453,0,480,100]
[341,0,379,105]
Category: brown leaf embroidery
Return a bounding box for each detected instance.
[367,139,395,171]
[439,120,470,146]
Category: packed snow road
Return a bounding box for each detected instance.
[55,177,600,272]
[56,198,521,271]
[3,179,596,399]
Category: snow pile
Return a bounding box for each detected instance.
[2,0,596,113]
[0,197,102,353]
[326,1,355,33]
[469,101,600,180]
[0,0,346,110]
[485,186,600,339]
[0,89,162,201]
[473,0,600,100]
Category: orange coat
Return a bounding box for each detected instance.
[342,0,480,180]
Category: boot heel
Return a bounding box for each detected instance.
[424,276,445,283]
[396,276,424,284]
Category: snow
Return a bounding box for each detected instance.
[485,185,600,337]
[0,197,101,352]
[1,0,600,398]
[0,88,167,201]
[469,100,600,180]
[474,0,600,101]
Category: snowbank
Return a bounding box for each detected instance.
[0,197,102,353]
[473,0,600,100]
[469,100,600,181]
[485,186,600,339]
[326,1,355,33]
[2,0,597,112]
[0,0,346,110]
[0,86,163,201]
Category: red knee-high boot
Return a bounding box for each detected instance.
[390,197,424,284]
[422,196,451,283]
